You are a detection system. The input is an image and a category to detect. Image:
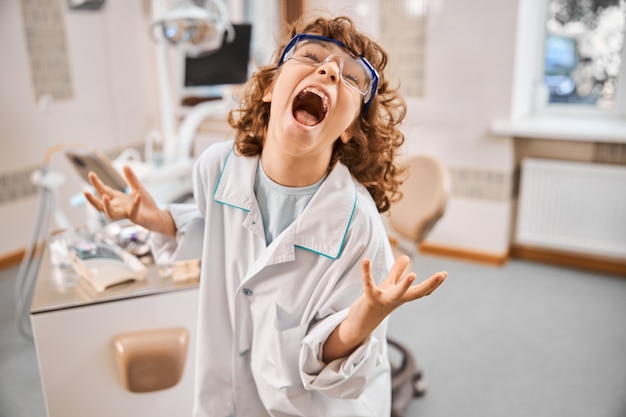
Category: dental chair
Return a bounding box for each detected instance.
[387,154,449,253]
[386,154,449,417]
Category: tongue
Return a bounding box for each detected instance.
[294,109,319,126]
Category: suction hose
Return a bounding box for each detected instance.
[13,143,77,340]
[14,166,53,340]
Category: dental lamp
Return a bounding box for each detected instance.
[124,0,235,204]
[151,0,235,57]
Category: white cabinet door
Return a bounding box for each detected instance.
[31,289,199,417]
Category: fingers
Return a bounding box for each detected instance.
[122,166,143,194]
[102,194,114,218]
[88,171,112,197]
[362,255,447,304]
[405,271,447,300]
[389,255,410,285]
[361,258,376,295]
[129,193,142,220]
[425,271,447,295]
[83,190,104,211]
[390,272,416,300]
[362,256,415,302]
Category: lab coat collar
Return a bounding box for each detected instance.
[292,163,356,259]
[213,149,357,260]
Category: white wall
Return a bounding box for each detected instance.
[0,0,159,255]
[309,0,518,257]
[405,0,517,256]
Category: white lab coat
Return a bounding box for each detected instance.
[152,141,394,417]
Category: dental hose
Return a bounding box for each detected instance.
[13,143,85,340]
[14,165,53,340]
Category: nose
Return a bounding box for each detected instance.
[316,56,342,83]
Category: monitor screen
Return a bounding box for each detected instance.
[183,23,252,88]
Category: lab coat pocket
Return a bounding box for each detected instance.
[260,303,308,391]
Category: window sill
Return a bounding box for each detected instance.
[490,115,626,144]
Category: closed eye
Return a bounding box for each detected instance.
[343,72,360,86]
[302,52,321,63]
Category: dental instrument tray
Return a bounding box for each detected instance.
[68,236,147,292]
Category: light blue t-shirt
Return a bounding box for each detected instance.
[254,161,325,245]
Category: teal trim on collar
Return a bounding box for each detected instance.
[337,186,358,258]
[213,148,256,212]
[215,200,251,212]
[294,185,357,260]
[211,146,359,261]
[290,164,358,259]
[212,147,233,201]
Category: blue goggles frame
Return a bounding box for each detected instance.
[277,33,379,114]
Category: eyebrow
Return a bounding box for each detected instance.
[300,39,360,60]
[300,39,331,49]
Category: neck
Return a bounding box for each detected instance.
[260,152,330,187]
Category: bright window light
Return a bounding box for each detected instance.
[542,0,626,112]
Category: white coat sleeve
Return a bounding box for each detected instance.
[299,309,388,399]
[150,144,220,264]
[298,231,393,399]
[150,203,205,265]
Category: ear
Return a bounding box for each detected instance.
[340,129,352,144]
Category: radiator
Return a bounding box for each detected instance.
[516,158,626,259]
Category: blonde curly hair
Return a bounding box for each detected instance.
[229,15,407,213]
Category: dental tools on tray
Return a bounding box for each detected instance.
[64,232,148,293]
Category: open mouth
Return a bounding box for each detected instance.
[292,87,328,127]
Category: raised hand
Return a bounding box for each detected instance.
[83,166,176,236]
[353,255,446,330]
[323,255,447,363]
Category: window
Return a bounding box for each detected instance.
[542,0,626,113]
[494,0,626,143]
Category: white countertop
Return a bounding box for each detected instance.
[30,251,199,314]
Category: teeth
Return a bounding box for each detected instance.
[302,87,328,112]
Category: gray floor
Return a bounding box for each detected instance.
[390,253,626,417]
[2,252,626,417]
[1,264,46,417]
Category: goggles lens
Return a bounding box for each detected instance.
[278,34,379,111]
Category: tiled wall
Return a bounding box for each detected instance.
[448,167,514,201]
[379,0,428,98]
[594,143,626,165]
[20,0,73,102]
[0,167,40,204]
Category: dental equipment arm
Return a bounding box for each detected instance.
[174,99,230,164]
[151,0,234,166]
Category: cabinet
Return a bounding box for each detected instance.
[30,259,199,417]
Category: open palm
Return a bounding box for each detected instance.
[83,166,170,235]
[348,255,447,336]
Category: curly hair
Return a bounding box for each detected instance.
[228,15,407,213]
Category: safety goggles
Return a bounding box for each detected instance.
[277,34,379,113]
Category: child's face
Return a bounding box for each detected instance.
[262,39,363,163]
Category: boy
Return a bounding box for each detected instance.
[86,14,446,417]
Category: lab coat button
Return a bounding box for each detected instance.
[239,348,249,357]
[242,288,253,296]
